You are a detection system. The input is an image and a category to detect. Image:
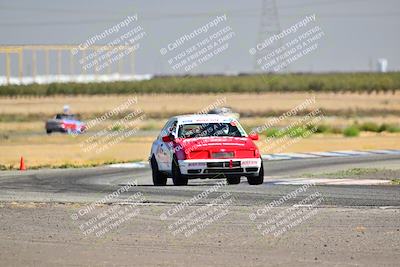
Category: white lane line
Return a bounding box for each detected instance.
[332,150,373,156]
[263,149,400,161]
[269,178,391,185]
[262,154,293,161]
[307,151,352,157]
[379,206,399,209]
[275,153,319,159]
[108,162,148,168]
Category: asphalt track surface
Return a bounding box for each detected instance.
[0,154,399,207]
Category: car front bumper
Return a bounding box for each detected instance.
[178,158,262,178]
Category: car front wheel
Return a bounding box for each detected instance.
[247,160,264,185]
[227,176,241,184]
[151,156,167,186]
[172,156,188,186]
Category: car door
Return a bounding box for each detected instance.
[164,120,178,171]
[156,119,174,171]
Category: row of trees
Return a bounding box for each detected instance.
[1,72,399,96]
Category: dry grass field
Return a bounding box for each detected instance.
[0,92,399,117]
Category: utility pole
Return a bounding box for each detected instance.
[254,0,282,73]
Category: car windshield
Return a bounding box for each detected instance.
[178,122,244,138]
[56,114,76,120]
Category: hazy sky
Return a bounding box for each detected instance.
[0,0,399,75]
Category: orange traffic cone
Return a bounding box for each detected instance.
[19,156,26,171]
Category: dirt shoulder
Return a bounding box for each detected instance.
[0,203,399,267]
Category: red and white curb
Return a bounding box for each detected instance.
[262,149,400,161]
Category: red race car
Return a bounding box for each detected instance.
[45,113,86,134]
[149,114,264,186]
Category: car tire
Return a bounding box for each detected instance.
[172,156,188,186]
[151,156,167,186]
[227,176,241,185]
[46,129,52,134]
[247,160,264,185]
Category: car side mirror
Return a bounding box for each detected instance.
[162,134,175,142]
[249,133,259,141]
[162,135,171,142]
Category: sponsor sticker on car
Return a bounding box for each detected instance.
[241,160,259,167]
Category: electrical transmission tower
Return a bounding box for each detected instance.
[254,0,282,72]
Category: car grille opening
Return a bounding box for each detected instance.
[245,167,258,172]
[207,161,240,168]
[207,162,223,168]
[188,169,201,174]
[204,168,244,174]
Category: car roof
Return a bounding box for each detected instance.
[56,113,76,117]
[172,114,237,124]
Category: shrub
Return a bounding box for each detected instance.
[265,126,312,138]
[265,128,280,137]
[360,122,380,132]
[343,125,360,137]
[379,123,400,133]
[387,125,400,133]
[286,126,309,137]
[111,125,124,131]
[378,123,388,132]
[314,124,332,133]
